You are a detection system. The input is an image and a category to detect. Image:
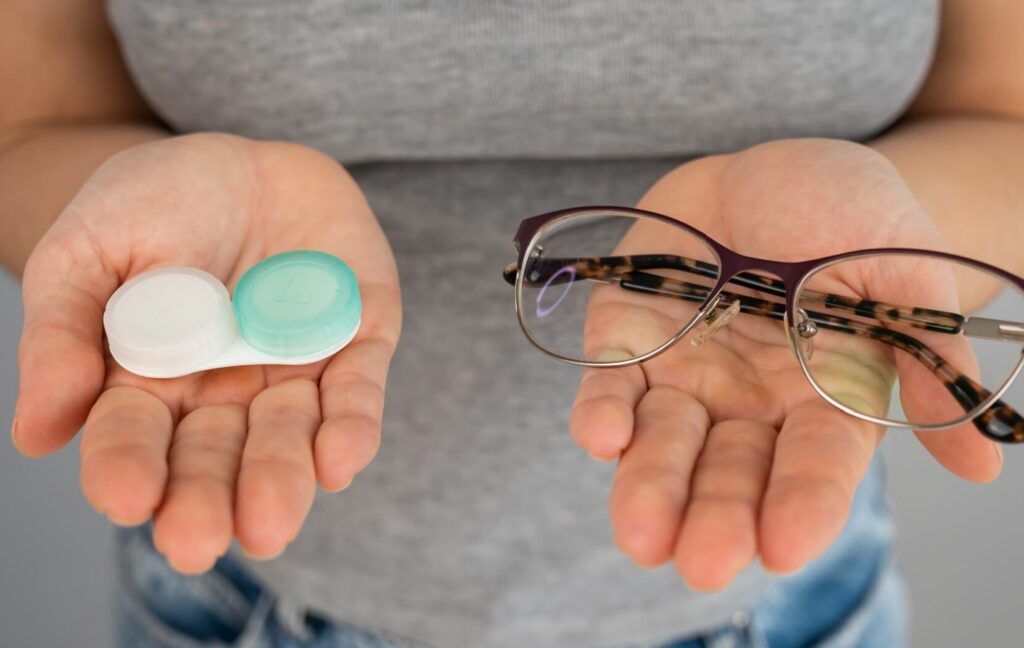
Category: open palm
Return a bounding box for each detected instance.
[569,139,1001,589]
[13,134,401,573]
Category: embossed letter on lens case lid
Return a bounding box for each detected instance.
[103,251,361,378]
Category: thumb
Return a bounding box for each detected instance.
[13,226,114,457]
[898,334,1004,483]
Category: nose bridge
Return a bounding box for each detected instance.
[698,249,818,332]
[686,251,804,347]
[715,248,809,288]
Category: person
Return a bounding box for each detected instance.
[2,1,1023,646]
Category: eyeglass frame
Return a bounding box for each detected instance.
[504,205,1024,442]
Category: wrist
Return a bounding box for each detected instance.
[0,122,169,275]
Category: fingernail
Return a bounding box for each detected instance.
[9,406,21,452]
[107,513,144,528]
[324,476,354,493]
[588,450,620,463]
[991,442,1004,473]
[629,557,658,570]
[762,560,804,577]
[241,546,286,562]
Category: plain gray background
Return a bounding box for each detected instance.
[1,269,1022,648]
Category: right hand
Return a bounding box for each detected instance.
[11,133,402,573]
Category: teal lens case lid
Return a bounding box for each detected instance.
[104,251,361,379]
[233,250,361,356]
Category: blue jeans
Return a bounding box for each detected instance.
[117,460,905,648]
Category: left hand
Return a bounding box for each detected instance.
[569,138,1002,590]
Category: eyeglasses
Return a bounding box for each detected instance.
[504,206,1024,443]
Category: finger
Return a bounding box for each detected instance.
[315,338,390,491]
[610,386,709,566]
[900,350,1002,483]
[759,400,880,574]
[914,420,1002,484]
[314,282,400,492]
[80,386,173,525]
[895,330,1002,482]
[235,378,320,559]
[15,240,114,456]
[569,364,647,460]
[674,420,775,591]
[152,405,246,574]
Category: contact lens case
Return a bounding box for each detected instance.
[103,250,361,378]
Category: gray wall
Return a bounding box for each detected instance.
[0,268,1021,648]
[0,271,115,647]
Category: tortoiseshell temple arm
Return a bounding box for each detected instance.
[618,272,1024,442]
[502,261,1024,443]
[507,254,977,334]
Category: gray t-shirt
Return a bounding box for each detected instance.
[106,2,938,646]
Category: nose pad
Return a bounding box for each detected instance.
[691,297,741,347]
[795,308,818,361]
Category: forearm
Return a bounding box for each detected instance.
[869,0,1024,309]
[1,0,166,276]
[871,115,1024,309]
[0,123,167,275]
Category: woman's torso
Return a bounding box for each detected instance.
[107,2,938,647]
[110,0,936,164]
